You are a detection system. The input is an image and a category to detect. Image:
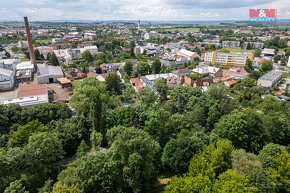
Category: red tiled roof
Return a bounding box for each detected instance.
[87,72,98,77]
[227,80,237,86]
[18,84,48,97]
[130,78,144,89]
[257,58,266,63]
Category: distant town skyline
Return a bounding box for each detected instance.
[1,0,289,21]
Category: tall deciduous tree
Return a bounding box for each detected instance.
[137,62,150,76]
[151,59,161,74]
[260,61,273,73]
[136,87,157,107]
[106,127,161,193]
[154,78,168,103]
[49,52,59,66]
[162,136,207,173]
[231,149,263,176]
[105,73,122,95]
[211,110,266,153]
[27,132,64,163]
[82,50,93,62]
[70,77,111,115]
[212,170,258,193]
[124,61,133,76]
[12,120,47,146]
[90,92,102,132]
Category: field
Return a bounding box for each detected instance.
[167,27,200,32]
[217,48,256,53]
[36,39,52,43]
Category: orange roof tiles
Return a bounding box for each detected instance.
[57,77,71,84]
[18,84,48,97]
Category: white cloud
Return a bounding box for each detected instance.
[0,0,288,21]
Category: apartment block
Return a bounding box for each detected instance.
[222,41,240,48]
[203,52,254,66]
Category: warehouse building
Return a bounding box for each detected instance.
[37,66,64,84]
[257,71,282,87]
[3,84,49,107]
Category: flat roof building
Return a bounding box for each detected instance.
[203,51,254,66]
[257,71,282,87]
[4,84,49,107]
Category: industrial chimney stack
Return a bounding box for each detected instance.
[24,17,36,69]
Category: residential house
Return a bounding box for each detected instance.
[84,33,97,40]
[193,79,214,92]
[222,67,249,79]
[96,72,116,82]
[192,65,222,78]
[172,68,192,84]
[130,77,144,90]
[177,49,199,62]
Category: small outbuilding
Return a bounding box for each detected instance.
[57,77,72,88]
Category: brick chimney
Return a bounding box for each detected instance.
[24,16,36,69]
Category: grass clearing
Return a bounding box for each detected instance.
[217,47,256,53]
[36,39,52,43]
[20,58,30,62]
[167,27,200,32]
[282,72,290,78]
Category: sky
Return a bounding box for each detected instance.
[0,0,289,21]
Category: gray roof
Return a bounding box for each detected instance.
[140,76,151,84]
[38,66,63,76]
[258,71,282,81]
[0,68,13,77]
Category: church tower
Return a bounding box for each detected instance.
[137,19,141,34]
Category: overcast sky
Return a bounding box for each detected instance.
[0,0,289,21]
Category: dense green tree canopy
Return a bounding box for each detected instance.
[151,59,161,74]
[70,77,111,115]
[12,120,47,147]
[27,132,64,163]
[136,87,157,107]
[82,50,93,62]
[124,61,133,76]
[106,127,161,192]
[105,73,122,95]
[211,110,266,153]
[162,135,207,173]
[154,78,168,103]
[136,62,150,76]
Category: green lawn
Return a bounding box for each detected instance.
[217,48,256,53]
[168,28,200,32]
[36,39,52,43]
[282,72,290,78]
[20,58,30,62]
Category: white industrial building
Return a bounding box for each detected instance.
[3,84,49,107]
[257,71,282,87]
[37,66,64,84]
[0,59,19,91]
